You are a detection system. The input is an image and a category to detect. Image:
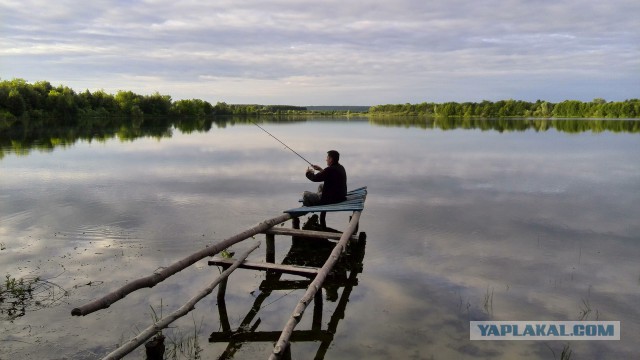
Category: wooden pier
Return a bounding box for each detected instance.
[71,187,367,359]
[209,214,366,359]
[210,187,368,359]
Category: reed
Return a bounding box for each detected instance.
[483,286,494,315]
[164,315,203,360]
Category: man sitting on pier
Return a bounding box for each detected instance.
[303,150,347,206]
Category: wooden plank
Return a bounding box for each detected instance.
[284,202,365,214]
[258,278,358,291]
[210,329,333,343]
[263,227,358,241]
[208,259,319,277]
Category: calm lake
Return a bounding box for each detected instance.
[1,117,639,359]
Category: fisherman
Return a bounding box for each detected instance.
[303,150,347,206]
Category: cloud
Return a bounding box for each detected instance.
[1,0,638,104]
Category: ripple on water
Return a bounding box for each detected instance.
[1,209,33,227]
[59,221,141,242]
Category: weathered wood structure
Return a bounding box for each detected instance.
[210,186,368,359]
[72,187,367,359]
[209,224,366,359]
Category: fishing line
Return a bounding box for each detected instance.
[249,120,314,167]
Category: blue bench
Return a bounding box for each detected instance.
[284,186,368,214]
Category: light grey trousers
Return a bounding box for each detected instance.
[302,184,323,206]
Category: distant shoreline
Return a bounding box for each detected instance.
[1,79,638,120]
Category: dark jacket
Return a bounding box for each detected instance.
[306,163,347,205]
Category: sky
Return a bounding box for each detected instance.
[1,0,638,105]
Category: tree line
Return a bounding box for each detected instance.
[2,79,639,124]
[0,78,310,124]
[369,99,640,118]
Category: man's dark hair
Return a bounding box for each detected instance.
[327,150,340,163]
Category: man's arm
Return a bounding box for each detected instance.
[306,167,329,182]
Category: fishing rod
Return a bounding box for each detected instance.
[249,120,315,167]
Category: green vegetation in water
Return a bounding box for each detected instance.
[0,274,67,321]
[483,286,494,316]
[547,343,573,360]
[220,248,235,259]
[157,314,203,360]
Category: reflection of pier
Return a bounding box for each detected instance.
[209,215,366,359]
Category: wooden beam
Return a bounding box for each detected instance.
[71,213,295,316]
[208,259,319,277]
[263,227,357,241]
[258,278,359,291]
[209,329,333,343]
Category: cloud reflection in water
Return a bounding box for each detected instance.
[1,119,639,359]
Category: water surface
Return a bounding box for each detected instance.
[1,117,639,359]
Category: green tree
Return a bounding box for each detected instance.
[114,90,142,114]
[139,92,172,115]
[6,89,26,116]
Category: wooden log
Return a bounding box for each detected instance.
[263,227,357,241]
[102,242,260,360]
[208,259,319,277]
[269,211,361,359]
[72,213,294,316]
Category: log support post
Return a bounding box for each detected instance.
[312,289,323,331]
[349,213,359,234]
[266,233,275,263]
[217,278,231,332]
[292,217,300,229]
[144,334,165,360]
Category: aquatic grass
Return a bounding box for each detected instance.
[0,274,67,321]
[142,300,204,360]
[560,344,573,360]
[578,298,592,320]
[220,248,235,259]
[164,314,203,360]
[456,292,471,318]
[483,286,494,316]
[149,299,165,336]
[547,343,573,360]
[578,286,599,321]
